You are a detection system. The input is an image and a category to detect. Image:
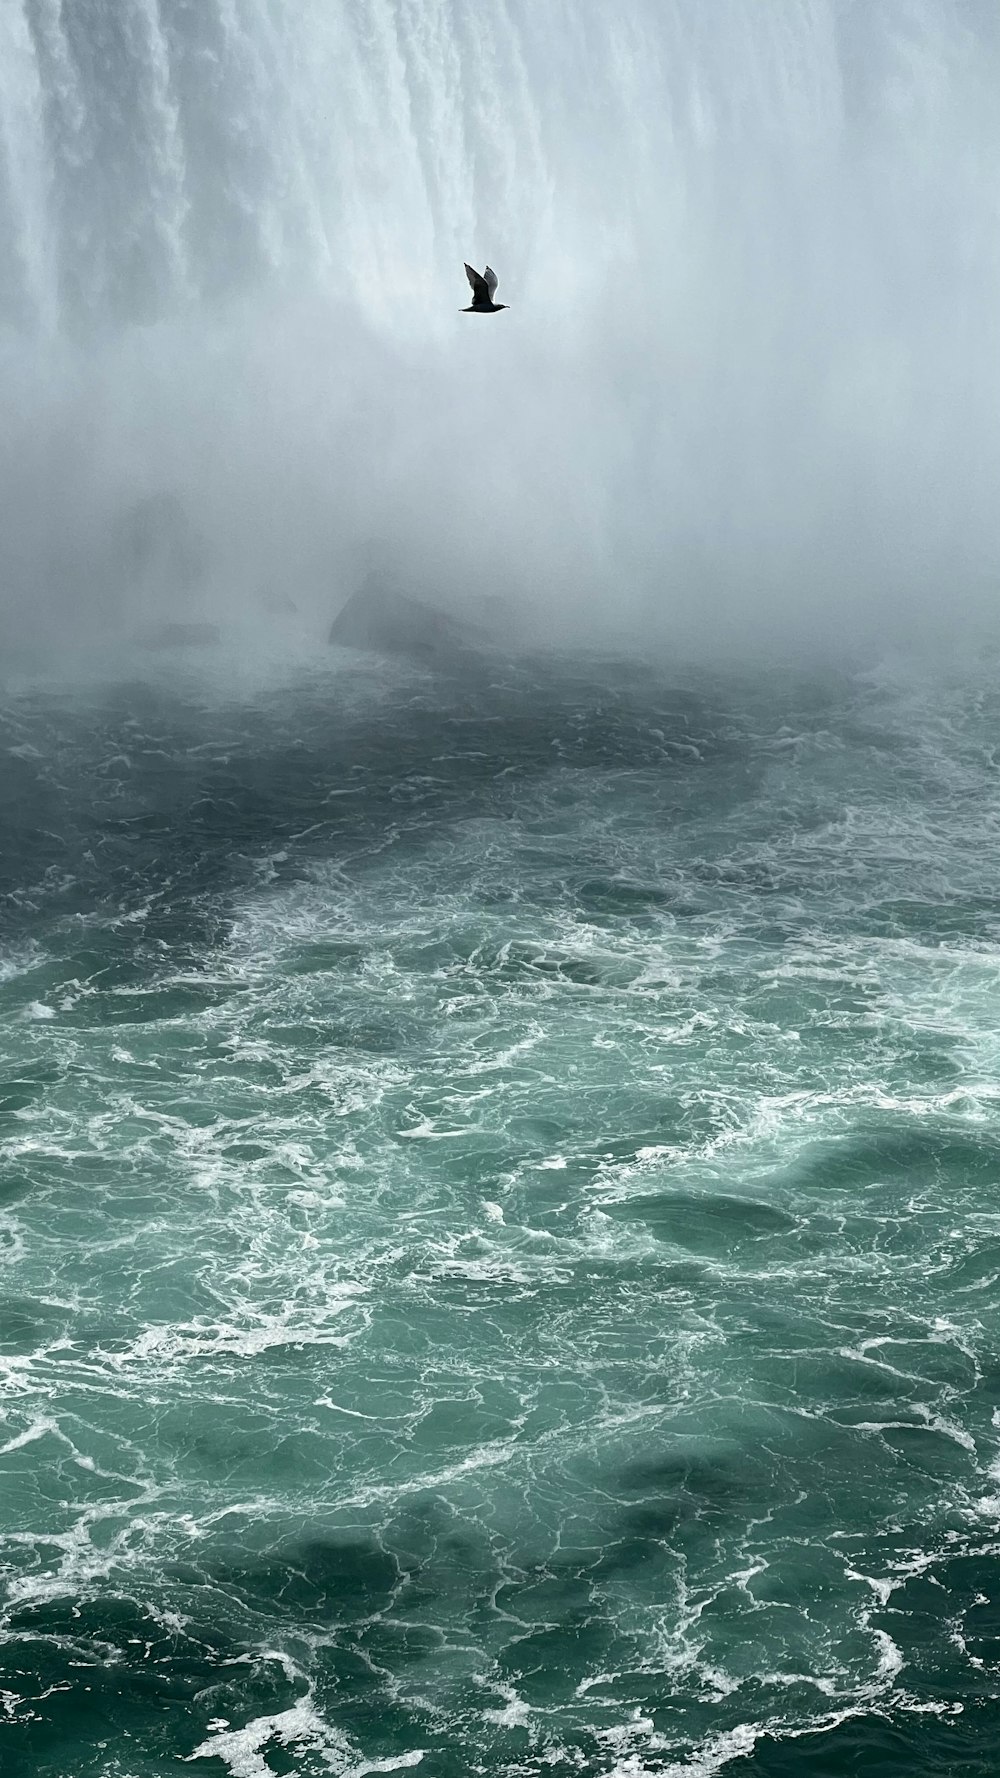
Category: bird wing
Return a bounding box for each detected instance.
[465,263,489,304]
[483,266,499,299]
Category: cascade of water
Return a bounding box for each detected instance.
[0,0,63,331]
[0,2,997,650]
[0,0,989,336]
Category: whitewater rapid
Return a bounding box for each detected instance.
[1,647,999,1775]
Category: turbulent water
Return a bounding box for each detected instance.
[1,645,999,1777]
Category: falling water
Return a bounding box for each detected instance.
[0,0,999,647]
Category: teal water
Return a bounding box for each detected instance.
[2,648,999,1778]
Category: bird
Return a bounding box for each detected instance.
[462,264,508,313]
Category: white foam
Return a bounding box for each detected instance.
[0,1414,64,1456]
[186,1693,424,1778]
[126,1310,364,1364]
[481,1682,532,1729]
[185,1697,351,1777]
[871,1629,905,1685]
[616,1721,765,1778]
[398,1121,485,1140]
[347,1756,424,1777]
[0,942,41,984]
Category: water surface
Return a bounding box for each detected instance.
[1,647,998,1777]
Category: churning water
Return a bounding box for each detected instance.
[3,3,1000,1776]
[3,644,1000,1777]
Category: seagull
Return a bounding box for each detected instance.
[462,264,509,313]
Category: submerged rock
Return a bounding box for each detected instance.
[115,493,207,600]
[328,576,487,668]
[137,621,221,649]
[260,588,299,616]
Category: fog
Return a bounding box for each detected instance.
[2,0,999,662]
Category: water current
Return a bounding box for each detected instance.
[2,643,999,1776]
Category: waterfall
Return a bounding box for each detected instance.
[0,1,998,650]
[2,0,993,337]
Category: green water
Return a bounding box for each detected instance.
[1,648,999,1777]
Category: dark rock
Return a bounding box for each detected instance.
[114,493,206,597]
[260,589,298,615]
[137,621,221,649]
[328,575,487,668]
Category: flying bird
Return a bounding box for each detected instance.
[462,264,508,313]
